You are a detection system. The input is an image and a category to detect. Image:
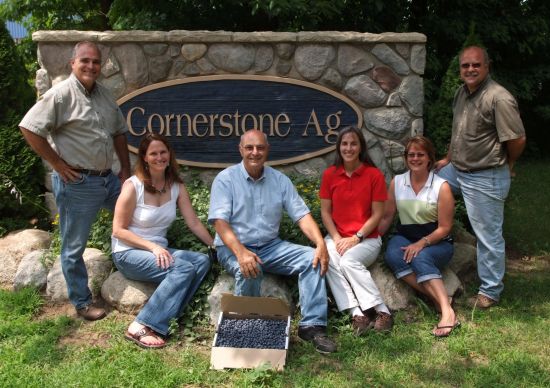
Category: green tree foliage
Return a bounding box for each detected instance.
[107,0,409,32]
[0,20,46,235]
[0,0,112,30]
[0,0,113,71]
[407,0,550,155]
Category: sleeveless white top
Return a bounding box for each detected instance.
[394,171,449,241]
[112,175,179,253]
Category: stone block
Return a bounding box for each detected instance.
[46,248,112,303]
[101,271,157,314]
[294,44,336,81]
[14,250,49,291]
[0,229,51,287]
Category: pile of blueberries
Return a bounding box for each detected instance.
[215,317,288,349]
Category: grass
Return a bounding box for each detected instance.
[1,159,549,387]
[1,257,549,387]
[504,158,550,255]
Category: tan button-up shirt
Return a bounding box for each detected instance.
[20,73,128,170]
[450,77,525,171]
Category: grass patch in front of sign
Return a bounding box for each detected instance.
[2,257,549,387]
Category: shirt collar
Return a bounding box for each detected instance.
[463,75,491,98]
[239,161,266,182]
[403,170,434,188]
[70,73,96,97]
[336,163,367,177]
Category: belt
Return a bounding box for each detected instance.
[76,168,112,177]
[455,166,494,174]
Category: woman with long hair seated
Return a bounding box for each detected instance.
[378,135,458,337]
[112,133,213,348]
[320,126,393,335]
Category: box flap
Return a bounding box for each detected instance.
[210,347,286,370]
[220,293,289,316]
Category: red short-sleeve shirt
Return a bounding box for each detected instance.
[319,164,387,238]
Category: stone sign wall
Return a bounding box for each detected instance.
[33,30,426,184]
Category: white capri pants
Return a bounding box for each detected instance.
[325,235,385,312]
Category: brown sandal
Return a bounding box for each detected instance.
[125,327,166,349]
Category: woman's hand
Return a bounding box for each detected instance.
[401,240,426,263]
[335,236,360,255]
[152,245,173,269]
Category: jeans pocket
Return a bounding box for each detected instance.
[67,173,86,185]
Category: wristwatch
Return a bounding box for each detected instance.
[355,232,364,241]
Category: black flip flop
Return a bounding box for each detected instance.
[433,321,461,338]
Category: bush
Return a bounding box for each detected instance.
[424,55,462,157]
[0,20,47,236]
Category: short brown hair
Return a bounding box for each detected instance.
[404,135,436,171]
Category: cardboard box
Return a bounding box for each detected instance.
[210,293,291,370]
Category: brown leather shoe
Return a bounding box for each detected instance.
[469,294,498,309]
[352,315,373,336]
[76,305,106,321]
[373,312,394,333]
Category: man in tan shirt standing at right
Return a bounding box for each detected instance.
[435,46,526,309]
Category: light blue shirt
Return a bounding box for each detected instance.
[208,162,310,247]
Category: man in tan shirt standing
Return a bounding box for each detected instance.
[19,41,130,320]
[435,46,526,309]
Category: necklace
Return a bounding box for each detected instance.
[150,181,166,194]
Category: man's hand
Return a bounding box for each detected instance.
[118,166,131,183]
[52,159,81,183]
[19,127,81,183]
[312,243,329,276]
[434,157,450,172]
[236,249,263,278]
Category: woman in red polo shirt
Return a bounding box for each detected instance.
[320,126,393,336]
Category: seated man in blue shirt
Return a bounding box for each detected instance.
[208,129,336,354]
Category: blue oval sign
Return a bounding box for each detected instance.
[117,75,362,167]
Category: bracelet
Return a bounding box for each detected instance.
[423,237,431,246]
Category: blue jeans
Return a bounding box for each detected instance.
[112,248,210,336]
[52,171,121,309]
[437,163,510,300]
[217,238,328,326]
[385,234,454,283]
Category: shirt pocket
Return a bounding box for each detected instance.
[101,106,123,136]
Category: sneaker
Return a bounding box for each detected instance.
[373,312,393,333]
[76,305,106,321]
[469,294,498,309]
[297,325,337,354]
[352,315,373,336]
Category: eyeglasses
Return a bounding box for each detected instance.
[460,62,482,69]
[406,152,426,158]
[241,145,267,152]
